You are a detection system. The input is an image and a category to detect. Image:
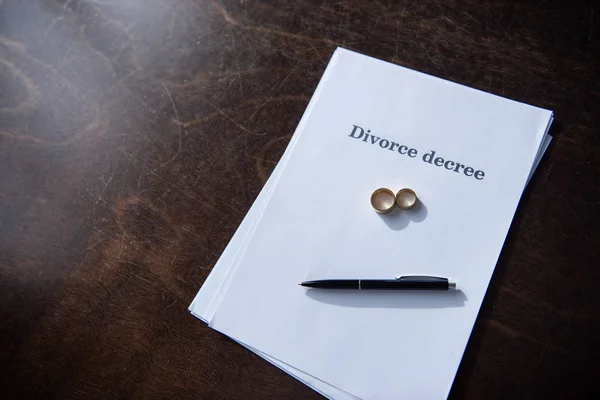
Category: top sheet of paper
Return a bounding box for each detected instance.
[209,48,553,399]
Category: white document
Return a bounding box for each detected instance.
[205,48,553,399]
[190,48,553,399]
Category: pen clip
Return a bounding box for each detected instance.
[394,275,448,282]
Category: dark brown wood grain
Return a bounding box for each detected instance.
[1,0,599,399]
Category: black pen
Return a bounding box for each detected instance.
[299,275,456,290]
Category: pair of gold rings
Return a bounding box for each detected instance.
[370,188,417,214]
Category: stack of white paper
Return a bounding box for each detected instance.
[189,48,553,399]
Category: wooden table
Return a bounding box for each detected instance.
[1,1,598,399]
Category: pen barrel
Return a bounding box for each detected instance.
[301,280,360,289]
[360,278,449,290]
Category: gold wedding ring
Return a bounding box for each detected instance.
[395,188,417,209]
[371,188,396,214]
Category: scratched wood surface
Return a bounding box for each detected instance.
[1,0,599,399]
